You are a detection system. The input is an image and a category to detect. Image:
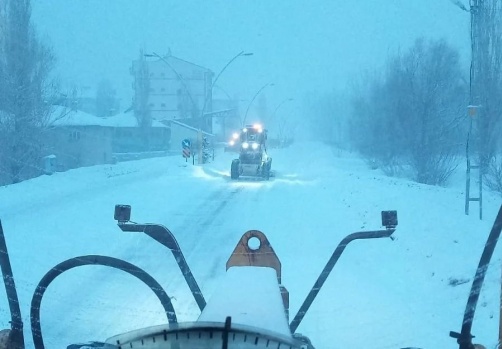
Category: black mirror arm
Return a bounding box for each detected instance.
[289,228,396,333]
[118,222,206,311]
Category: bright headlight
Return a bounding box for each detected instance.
[232,132,239,139]
[229,140,235,146]
[251,143,259,150]
[242,142,249,149]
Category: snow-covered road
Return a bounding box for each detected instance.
[1,142,501,348]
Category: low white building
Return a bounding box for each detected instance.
[44,107,170,171]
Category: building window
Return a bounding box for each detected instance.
[149,72,154,77]
[69,130,80,141]
[160,87,165,92]
[148,103,155,108]
[149,87,155,92]
[161,103,166,108]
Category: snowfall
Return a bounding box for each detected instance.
[0,141,501,349]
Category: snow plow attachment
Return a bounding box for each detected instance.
[225,230,289,318]
[199,230,290,329]
[1,205,406,349]
[104,229,303,349]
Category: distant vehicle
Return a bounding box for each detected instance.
[224,131,241,152]
[230,124,272,180]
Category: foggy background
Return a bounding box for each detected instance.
[31,0,471,133]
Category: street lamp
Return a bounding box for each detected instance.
[213,85,238,140]
[200,51,253,119]
[269,98,294,124]
[242,82,275,126]
[214,84,233,102]
[269,98,294,147]
[212,51,253,88]
[196,51,252,164]
[144,50,252,164]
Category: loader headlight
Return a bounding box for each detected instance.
[251,143,259,150]
[232,132,239,139]
[242,142,249,149]
[229,140,235,146]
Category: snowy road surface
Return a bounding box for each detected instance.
[0,142,501,348]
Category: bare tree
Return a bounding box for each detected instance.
[350,38,467,185]
[485,155,502,196]
[349,70,406,173]
[392,39,466,184]
[132,50,151,150]
[473,1,502,172]
[0,0,57,184]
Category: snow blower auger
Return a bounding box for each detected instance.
[1,205,402,349]
[230,124,272,181]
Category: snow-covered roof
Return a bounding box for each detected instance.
[48,106,167,128]
[148,54,213,73]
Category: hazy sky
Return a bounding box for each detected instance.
[32,0,470,115]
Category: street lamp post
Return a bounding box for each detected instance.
[214,84,233,102]
[197,51,253,164]
[242,82,274,126]
[270,98,294,147]
[213,85,243,140]
[269,98,294,124]
[200,51,253,117]
[144,50,252,164]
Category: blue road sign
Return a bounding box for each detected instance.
[182,139,191,149]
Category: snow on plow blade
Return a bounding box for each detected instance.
[102,230,301,349]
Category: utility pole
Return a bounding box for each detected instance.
[465,0,483,220]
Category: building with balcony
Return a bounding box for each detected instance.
[130,51,214,126]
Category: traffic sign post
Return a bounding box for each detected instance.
[182,139,191,163]
[183,148,190,160]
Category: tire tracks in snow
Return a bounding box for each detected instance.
[171,185,244,254]
[138,183,248,320]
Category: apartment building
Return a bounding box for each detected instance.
[131,51,214,126]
